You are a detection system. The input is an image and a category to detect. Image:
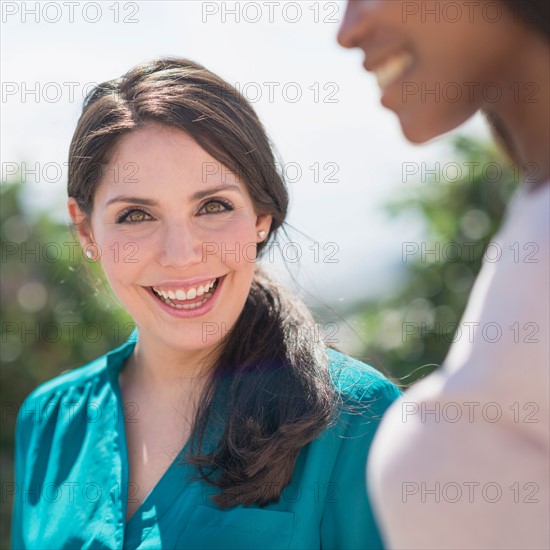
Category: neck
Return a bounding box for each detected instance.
[120,327,218,410]
[486,31,550,188]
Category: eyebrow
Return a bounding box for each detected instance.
[105,185,243,207]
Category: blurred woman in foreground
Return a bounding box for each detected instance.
[338,1,549,548]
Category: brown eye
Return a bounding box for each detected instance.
[205,202,223,214]
[128,210,146,222]
[199,199,234,215]
[115,208,151,224]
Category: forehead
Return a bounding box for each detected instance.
[98,123,242,197]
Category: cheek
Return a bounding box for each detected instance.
[95,230,152,288]
[383,55,484,143]
[208,217,259,269]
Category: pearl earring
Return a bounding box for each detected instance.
[258,230,266,239]
[86,250,94,259]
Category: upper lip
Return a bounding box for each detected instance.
[148,275,224,290]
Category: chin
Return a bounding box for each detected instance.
[397,114,439,144]
[400,123,433,144]
[398,115,458,144]
[381,98,438,144]
[397,104,479,145]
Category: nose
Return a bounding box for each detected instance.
[156,221,204,269]
[337,1,374,49]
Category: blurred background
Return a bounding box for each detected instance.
[1,1,520,545]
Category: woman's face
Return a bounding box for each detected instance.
[68,123,272,353]
[337,0,528,142]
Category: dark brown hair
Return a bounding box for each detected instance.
[502,0,550,39]
[482,1,549,188]
[68,57,340,507]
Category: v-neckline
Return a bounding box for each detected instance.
[122,434,191,527]
[106,334,194,530]
[105,329,225,540]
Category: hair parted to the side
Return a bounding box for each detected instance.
[67,57,341,507]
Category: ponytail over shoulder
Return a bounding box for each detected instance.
[185,266,340,507]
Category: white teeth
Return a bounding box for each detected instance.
[374,51,414,90]
[151,278,219,308]
[160,297,208,310]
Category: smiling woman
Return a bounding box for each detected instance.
[71,124,265,348]
[11,58,400,549]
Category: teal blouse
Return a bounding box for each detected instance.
[12,328,400,549]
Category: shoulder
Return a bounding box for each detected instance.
[326,347,401,411]
[22,354,108,405]
[15,332,136,432]
[302,348,401,490]
[14,353,109,446]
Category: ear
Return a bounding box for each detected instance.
[67,197,95,249]
[255,213,273,241]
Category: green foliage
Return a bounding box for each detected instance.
[0,182,133,545]
[354,136,520,386]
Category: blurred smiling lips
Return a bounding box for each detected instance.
[364,49,415,91]
[144,274,226,318]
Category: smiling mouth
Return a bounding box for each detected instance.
[149,277,222,310]
[371,50,414,90]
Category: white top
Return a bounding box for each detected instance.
[368,182,550,549]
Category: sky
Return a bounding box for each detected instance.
[1,0,491,309]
